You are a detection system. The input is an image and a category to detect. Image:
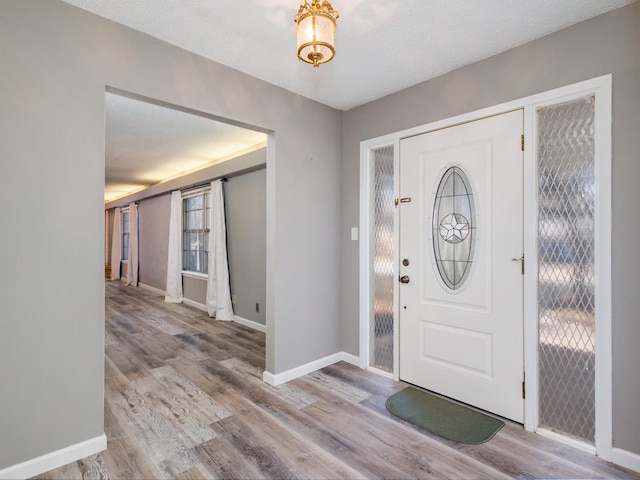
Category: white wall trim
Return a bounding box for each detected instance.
[137,282,165,296]
[181,270,208,280]
[159,295,266,333]
[367,365,394,379]
[358,142,373,370]
[0,434,106,480]
[391,140,401,381]
[359,74,613,457]
[536,428,596,455]
[182,298,207,312]
[612,448,640,474]
[262,351,357,386]
[522,103,539,433]
[593,75,613,461]
[340,351,360,367]
[358,138,400,374]
[233,315,266,333]
[262,370,277,385]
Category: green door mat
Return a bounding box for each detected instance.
[385,387,504,444]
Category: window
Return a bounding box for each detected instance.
[121,208,130,261]
[537,95,596,442]
[432,166,476,291]
[183,190,211,273]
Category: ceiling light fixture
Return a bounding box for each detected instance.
[294,0,339,68]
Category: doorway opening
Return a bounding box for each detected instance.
[103,88,269,364]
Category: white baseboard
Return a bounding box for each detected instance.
[339,351,361,367]
[262,351,360,386]
[367,365,394,379]
[535,428,596,455]
[138,283,165,296]
[262,370,277,385]
[182,298,207,312]
[0,434,107,480]
[612,447,640,474]
[233,315,266,333]
[180,301,265,333]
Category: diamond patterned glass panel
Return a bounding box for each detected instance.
[370,145,394,372]
[537,96,596,443]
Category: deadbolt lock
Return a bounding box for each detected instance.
[402,259,410,266]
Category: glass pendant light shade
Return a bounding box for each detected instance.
[295,1,338,67]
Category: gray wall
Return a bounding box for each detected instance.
[183,275,208,305]
[137,194,171,290]
[0,0,342,470]
[225,168,267,324]
[341,2,640,455]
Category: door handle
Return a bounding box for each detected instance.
[512,255,524,274]
[399,275,410,284]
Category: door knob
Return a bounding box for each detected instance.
[399,275,410,284]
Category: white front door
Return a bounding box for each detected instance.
[399,110,524,423]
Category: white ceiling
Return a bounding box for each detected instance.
[65,0,635,111]
[104,93,266,203]
[71,0,634,202]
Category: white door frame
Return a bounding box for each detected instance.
[359,74,612,459]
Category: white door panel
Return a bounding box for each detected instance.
[399,111,524,423]
[418,140,492,311]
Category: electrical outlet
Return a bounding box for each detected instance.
[231,294,236,305]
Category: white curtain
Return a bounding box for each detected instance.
[125,202,139,286]
[165,191,183,303]
[104,210,109,265]
[206,180,234,320]
[110,207,121,280]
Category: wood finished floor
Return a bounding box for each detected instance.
[34,280,638,479]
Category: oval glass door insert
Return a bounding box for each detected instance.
[432,166,476,291]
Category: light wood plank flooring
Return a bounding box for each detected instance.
[34,281,638,479]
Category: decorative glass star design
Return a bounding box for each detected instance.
[439,213,470,244]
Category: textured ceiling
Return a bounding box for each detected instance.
[76,0,635,202]
[104,93,266,203]
[65,0,635,111]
